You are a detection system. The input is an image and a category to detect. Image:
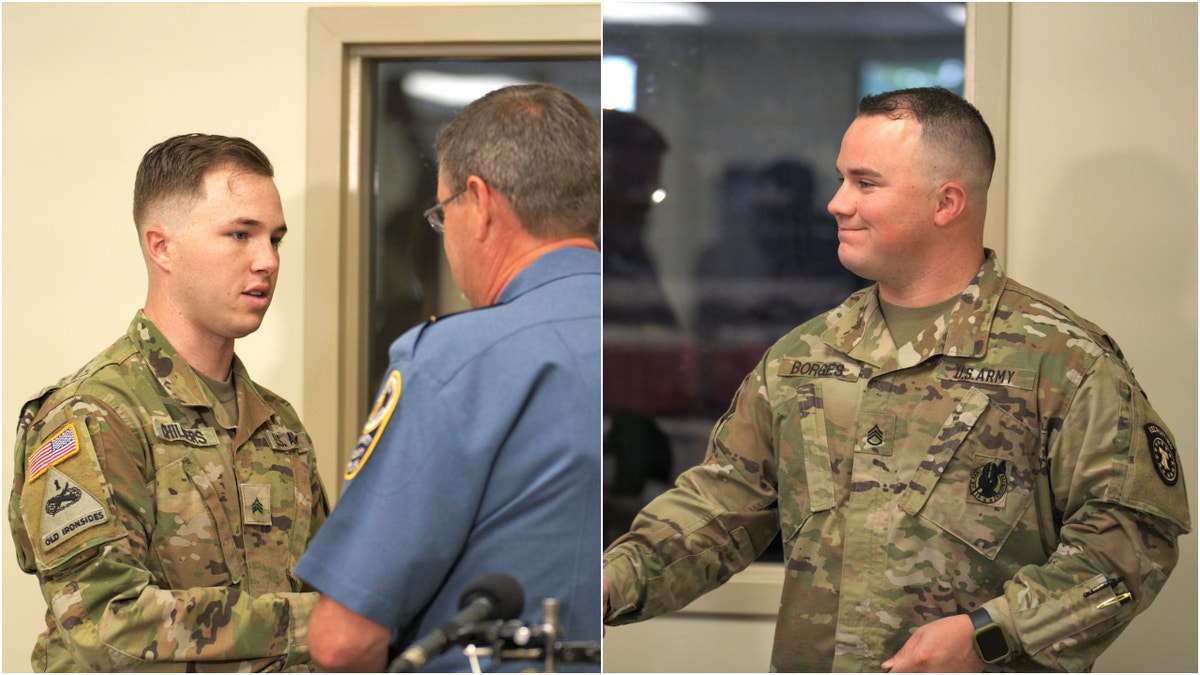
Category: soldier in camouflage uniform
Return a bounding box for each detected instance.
[602,88,1190,671]
[8,134,328,671]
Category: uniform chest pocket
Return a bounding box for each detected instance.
[775,382,836,548]
[151,452,244,587]
[267,429,316,561]
[899,388,1039,560]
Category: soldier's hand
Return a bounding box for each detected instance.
[882,614,983,672]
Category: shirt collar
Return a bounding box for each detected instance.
[495,245,600,305]
[127,311,273,436]
[823,249,1005,368]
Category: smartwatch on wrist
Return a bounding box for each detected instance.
[969,607,1013,664]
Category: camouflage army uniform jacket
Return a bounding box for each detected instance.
[8,312,329,672]
[604,251,1190,671]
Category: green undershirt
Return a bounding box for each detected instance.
[197,368,239,427]
[879,295,959,347]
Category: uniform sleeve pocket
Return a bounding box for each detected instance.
[776,383,836,547]
[900,388,1039,560]
[152,453,243,586]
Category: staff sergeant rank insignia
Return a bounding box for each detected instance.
[1144,423,1179,486]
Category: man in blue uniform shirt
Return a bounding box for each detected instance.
[295,83,601,672]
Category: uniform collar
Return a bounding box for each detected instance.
[127,311,274,440]
[495,245,600,305]
[823,250,1006,369]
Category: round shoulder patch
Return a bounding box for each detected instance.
[1144,423,1179,486]
[345,370,401,481]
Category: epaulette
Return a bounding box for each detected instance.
[409,307,489,347]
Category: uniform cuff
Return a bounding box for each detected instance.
[602,553,640,622]
[284,592,318,668]
[981,596,1021,656]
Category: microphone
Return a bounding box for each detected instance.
[389,573,525,672]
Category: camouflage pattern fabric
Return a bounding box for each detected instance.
[604,251,1190,671]
[9,312,329,672]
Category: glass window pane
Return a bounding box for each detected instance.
[601,2,965,558]
[367,59,600,395]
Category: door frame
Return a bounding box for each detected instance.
[304,4,602,493]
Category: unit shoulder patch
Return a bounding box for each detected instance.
[345,370,402,480]
[39,466,109,551]
[1144,423,1180,486]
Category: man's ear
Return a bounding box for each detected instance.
[933,181,968,228]
[143,223,173,272]
[464,174,493,242]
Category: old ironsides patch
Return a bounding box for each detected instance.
[1144,423,1180,486]
[40,466,108,550]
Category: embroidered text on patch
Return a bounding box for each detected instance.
[28,424,80,482]
[40,467,108,550]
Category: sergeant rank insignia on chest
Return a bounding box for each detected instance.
[241,484,273,526]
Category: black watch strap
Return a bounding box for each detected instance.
[968,607,993,631]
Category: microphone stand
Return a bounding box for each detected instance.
[540,598,560,674]
[460,597,600,673]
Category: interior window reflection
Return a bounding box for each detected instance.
[601,2,965,559]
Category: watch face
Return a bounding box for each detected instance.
[976,624,1010,662]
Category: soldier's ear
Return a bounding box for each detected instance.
[932,181,967,228]
[143,222,174,272]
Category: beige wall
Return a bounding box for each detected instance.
[3,2,1195,673]
[1006,3,1197,669]
[3,4,313,670]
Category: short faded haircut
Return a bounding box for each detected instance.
[435,83,600,239]
[858,87,995,191]
[133,133,274,230]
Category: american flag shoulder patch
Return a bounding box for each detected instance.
[27,423,80,483]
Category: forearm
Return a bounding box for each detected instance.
[1000,356,1193,669]
[42,547,316,670]
[993,502,1184,671]
[308,593,390,672]
[603,473,777,624]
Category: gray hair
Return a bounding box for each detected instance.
[435,83,600,238]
